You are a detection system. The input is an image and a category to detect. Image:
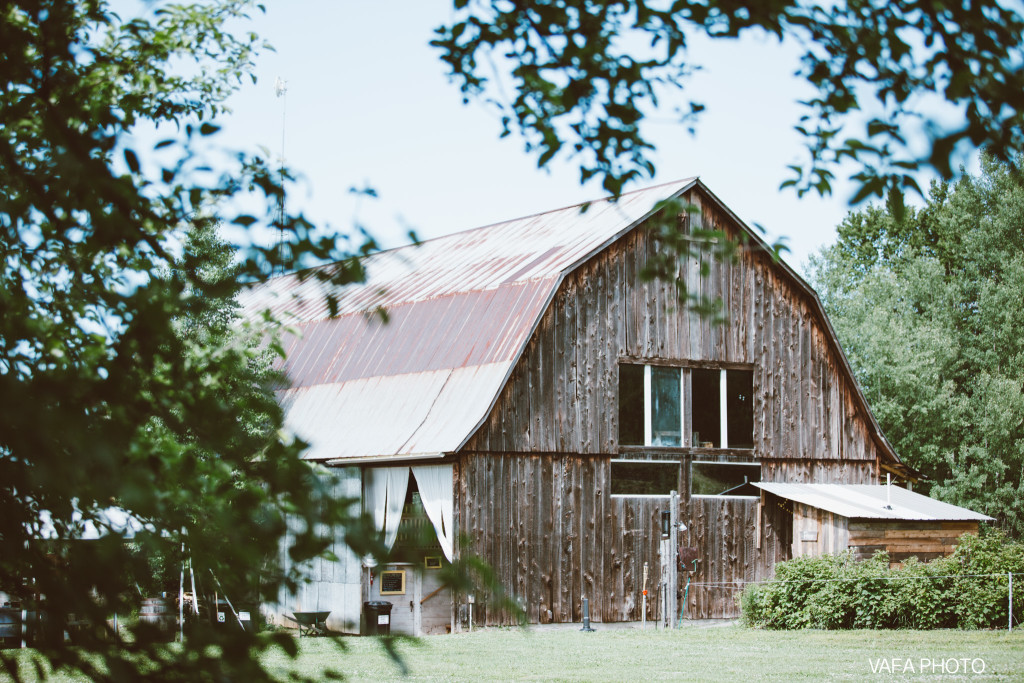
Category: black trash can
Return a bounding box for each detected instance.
[362,601,392,636]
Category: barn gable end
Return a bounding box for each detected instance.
[455,183,900,621]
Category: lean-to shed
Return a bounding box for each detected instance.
[753,483,993,566]
[243,178,927,631]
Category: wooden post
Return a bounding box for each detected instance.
[660,492,679,629]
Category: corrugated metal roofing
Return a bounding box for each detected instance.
[240,180,698,461]
[753,483,994,521]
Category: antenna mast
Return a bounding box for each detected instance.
[274,76,288,273]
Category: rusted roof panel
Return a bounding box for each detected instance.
[239,179,696,323]
[276,278,555,387]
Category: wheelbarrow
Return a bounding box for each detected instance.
[287,611,331,637]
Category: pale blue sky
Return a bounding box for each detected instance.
[195,1,941,274]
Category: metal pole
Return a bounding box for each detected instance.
[670,506,676,630]
[641,562,649,629]
[580,596,595,632]
[179,540,185,642]
[1010,572,1014,632]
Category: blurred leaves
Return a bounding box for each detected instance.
[433,0,1024,205]
[0,1,379,680]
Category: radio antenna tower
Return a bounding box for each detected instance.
[274,76,288,273]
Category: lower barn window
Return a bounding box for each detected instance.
[690,461,761,497]
[611,460,679,496]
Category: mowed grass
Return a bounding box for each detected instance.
[6,626,1023,681]
[274,627,1022,682]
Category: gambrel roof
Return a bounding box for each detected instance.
[240,178,906,472]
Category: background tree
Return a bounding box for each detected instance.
[808,153,1024,537]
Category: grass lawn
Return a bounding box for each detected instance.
[6,626,1023,681]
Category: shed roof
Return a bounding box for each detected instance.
[753,483,993,521]
[240,180,697,461]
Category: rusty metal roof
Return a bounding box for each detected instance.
[240,179,698,461]
[753,483,994,521]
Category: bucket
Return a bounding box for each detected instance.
[139,597,174,640]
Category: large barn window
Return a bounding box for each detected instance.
[691,369,754,449]
[619,363,754,449]
[611,460,679,497]
[691,461,761,497]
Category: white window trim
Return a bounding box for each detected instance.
[720,368,729,449]
[643,365,652,447]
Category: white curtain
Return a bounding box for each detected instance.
[363,467,409,553]
[412,464,455,561]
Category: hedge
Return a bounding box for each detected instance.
[740,530,1024,629]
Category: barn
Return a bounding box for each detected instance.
[242,178,934,634]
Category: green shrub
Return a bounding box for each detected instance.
[740,531,1024,629]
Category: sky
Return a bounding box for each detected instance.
[197,1,920,276]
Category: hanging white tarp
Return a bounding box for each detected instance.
[411,464,455,561]
[363,467,409,552]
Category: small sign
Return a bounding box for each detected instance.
[800,531,818,542]
[239,611,251,621]
[217,612,226,623]
[377,614,389,625]
[380,570,406,595]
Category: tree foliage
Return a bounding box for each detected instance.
[809,154,1024,537]
[0,1,379,680]
[433,0,1024,203]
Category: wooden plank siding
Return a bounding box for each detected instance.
[459,453,664,624]
[458,186,890,621]
[847,521,980,565]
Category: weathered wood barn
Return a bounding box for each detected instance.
[242,178,927,631]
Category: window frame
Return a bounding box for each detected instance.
[618,361,755,450]
[609,458,681,498]
[689,460,762,499]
